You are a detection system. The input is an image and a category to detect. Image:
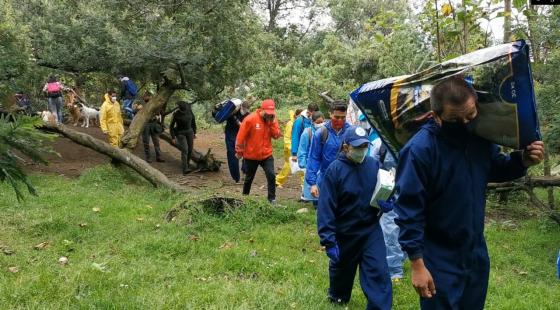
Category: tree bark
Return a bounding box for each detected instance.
[120,82,176,149]
[40,123,186,192]
[503,0,512,43]
[488,176,560,225]
[158,131,221,172]
[543,149,555,209]
[435,0,442,62]
[122,119,222,172]
[487,176,560,190]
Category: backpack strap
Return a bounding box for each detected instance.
[307,127,313,144]
[318,126,329,145]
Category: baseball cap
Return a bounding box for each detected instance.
[343,125,370,147]
[261,99,276,115]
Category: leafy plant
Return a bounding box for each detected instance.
[0,115,56,201]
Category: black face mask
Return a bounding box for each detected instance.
[178,104,188,112]
[441,120,470,139]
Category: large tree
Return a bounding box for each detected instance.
[16,0,261,148]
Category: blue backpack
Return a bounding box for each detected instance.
[125,80,138,97]
[213,99,237,123]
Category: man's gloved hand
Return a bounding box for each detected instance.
[377,199,394,213]
[326,244,340,263]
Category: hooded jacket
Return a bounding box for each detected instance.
[291,113,312,156]
[235,109,281,161]
[283,110,296,150]
[99,94,124,135]
[305,121,350,186]
[120,77,136,100]
[297,125,319,168]
[394,119,527,268]
[170,107,197,138]
[317,154,380,248]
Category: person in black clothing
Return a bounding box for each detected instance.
[224,100,251,183]
[138,94,165,163]
[170,101,197,174]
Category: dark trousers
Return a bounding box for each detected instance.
[176,132,194,173]
[421,243,489,310]
[225,130,246,182]
[243,156,276,201]
[142,127,161,160]
[328,224,392,310]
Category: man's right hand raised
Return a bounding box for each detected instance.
[410,258,436,298]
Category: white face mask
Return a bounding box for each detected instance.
[111,96,117,102]
[314,122,324,129]
[348,146,369,164]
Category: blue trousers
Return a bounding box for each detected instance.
[328,224,392,310]
[380,210,406,279]
[421,241,489,310]
[225,130,246,182]
[123,98,135,119]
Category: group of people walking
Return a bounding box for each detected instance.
[34,73,546,310]
[224,77,545,310]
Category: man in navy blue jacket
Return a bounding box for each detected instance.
[394,77,544,309]
[318,125,392,310]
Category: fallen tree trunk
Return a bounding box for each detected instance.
[158,131,221,172]
[487,176,560,190]
[40,123,186,192]
[122,119,221,172]
[488,176,560,225]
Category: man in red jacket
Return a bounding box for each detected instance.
[236,99,282,203]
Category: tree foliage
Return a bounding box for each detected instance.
[0,115,55,201]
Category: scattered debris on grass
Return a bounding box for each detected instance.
[8,266,18,273]
[59,256,69,265]
[1,244,14,255]
[91,262,108,273]
[34,241,49,250]
[219,242,233,250]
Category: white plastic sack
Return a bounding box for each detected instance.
[370,168,395,209]
[290,160,305,174]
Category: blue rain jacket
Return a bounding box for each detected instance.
[317,154,380,248]
[291,115,312,156]
[394,120,527,269]
[297,127,316,168]
[305,121,350,186]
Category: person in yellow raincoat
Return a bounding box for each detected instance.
[275,108,304,187]
[100,90,125,147]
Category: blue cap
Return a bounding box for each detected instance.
[343,125,370,147]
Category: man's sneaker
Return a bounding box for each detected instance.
[269,200,285,208]
[156,158,165,163]
[145,158,152,163]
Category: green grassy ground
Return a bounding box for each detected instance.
[0,166,559,309]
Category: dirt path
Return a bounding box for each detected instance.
[25,125,303,201]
